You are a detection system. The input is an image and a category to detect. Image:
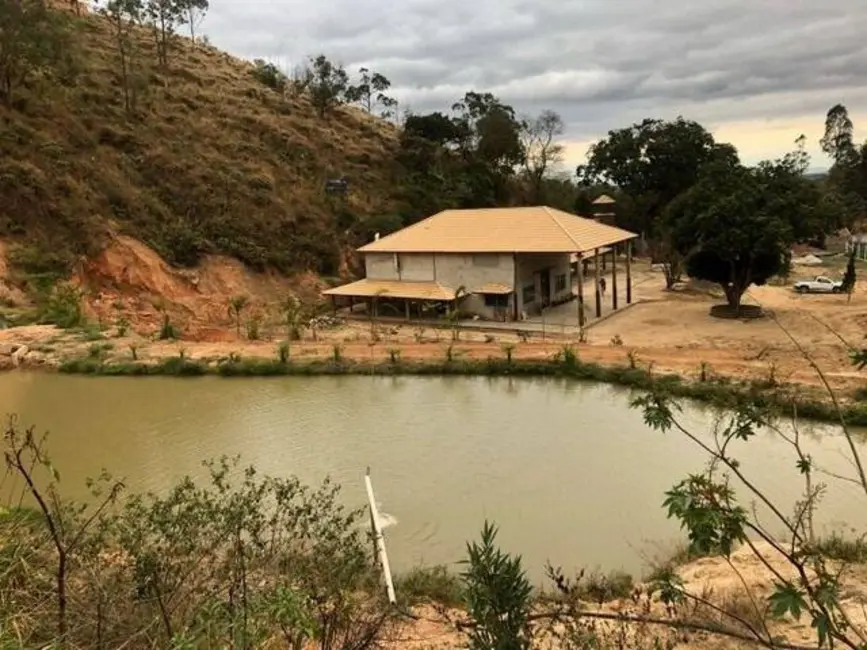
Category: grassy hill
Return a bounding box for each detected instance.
[0,5,399,285]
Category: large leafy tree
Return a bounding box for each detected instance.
[521,109,565,204]
[666,161,795,313]
[576,117,739,287]
[819,104,867,222]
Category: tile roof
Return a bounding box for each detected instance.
[358,207,637,254]
[474,283,513,294]
[322,279,456,301]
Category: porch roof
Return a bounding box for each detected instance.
[474,283,513,295]
[322,279,456,301]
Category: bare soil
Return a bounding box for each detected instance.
[393,541,867,649]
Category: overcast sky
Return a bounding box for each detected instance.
[201,0,867,172]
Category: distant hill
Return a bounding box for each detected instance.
[0,6,399,282]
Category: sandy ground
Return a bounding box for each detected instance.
[390,540,867,649]
[1,235,866,402]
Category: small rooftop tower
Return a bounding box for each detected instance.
[592,194,616,226]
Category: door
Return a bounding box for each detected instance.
[539,269,551,307]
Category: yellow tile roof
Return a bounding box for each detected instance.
[358,207,637,254]
[322,279,456,301]
[474,283,513,295]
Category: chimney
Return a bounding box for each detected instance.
[374,232,380,241]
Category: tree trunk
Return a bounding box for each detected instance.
[723,284,742,313]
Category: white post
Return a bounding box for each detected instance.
[365,469,396,604]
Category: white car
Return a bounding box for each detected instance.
[792,275,843,294]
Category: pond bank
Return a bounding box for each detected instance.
[44,347,867,427]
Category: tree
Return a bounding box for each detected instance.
[0,0,69,106]
[667,162,793,313]
[820,104,867,211]
[228,295,249,336]
[180,0,208,43]
[345,67,393,114]
[144,0,183,67]
[309,54,349,118]
[521,109,565,203]
[577,117,739,287]
[842,247,857,303]
[102,0,144,114]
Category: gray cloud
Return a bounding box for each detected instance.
[202,0,867,161]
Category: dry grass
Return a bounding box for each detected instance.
[0,7,399,280]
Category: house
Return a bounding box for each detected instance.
[848,233,867,261]
[323,206,638,325]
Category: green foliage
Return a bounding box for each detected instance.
[251,58,286,91]
[668,160,797,311]
[462,521,533,650]
[344,66,395,116]
[158,313,179,340]
[0,0,71,106]
[387,347,400,364]
[228,295,249,336]
[841,248,857,299]
[501,343,515,364]
[38,283,84,329]
[309,54,349,118]
[394,566,463,607]
[277,340,290,363]
[245,315,261,340]
[0,419,395,650]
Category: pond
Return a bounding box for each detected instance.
[1,372,864,583]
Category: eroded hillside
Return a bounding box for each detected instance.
[0,6,398,283]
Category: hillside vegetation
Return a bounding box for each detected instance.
[0,4,399,282]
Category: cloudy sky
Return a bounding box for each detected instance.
[201,0,867,172]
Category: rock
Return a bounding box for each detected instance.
[11,345,29,367]
[0,343,20,356]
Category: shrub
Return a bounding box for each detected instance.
[278,341,290,363]
[159,313,179,340]
[463,522,533,650]
[394,566,463,607]
[39,283,84,329]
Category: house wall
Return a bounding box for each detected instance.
[365,253,399,280]
[433,253,515,320]
[361,252,516,320]
[514,254,573,316]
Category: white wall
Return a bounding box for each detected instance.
[365,253,399,280]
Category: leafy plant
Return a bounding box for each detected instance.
[462,521,533,650]
[39,283,85,329]
[502,343,515,364]
[228,295,249,336]
[278,340,290,364]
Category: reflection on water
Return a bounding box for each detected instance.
[0,372,865,583]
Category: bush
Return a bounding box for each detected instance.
[0,422,397,650]
[394,566,463,607]
[463,522,533,650]
[251,59,286,91]
[38,282,84,328]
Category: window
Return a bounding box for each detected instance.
[555,273,567,292]
[522,284,536,304]
[483,294,509,308]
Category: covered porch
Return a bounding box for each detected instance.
[565,238,636,328]
[322,278,459,320]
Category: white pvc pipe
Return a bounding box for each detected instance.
[364,470,396,604]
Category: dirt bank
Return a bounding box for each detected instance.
[393,540,867,649]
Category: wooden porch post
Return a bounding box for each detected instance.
[576,254,585,328]
[405,299,410,320]
[611,245,618,310]
[626,240,633,304]
[594,248,602,318]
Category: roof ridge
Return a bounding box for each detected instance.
[542,206,583,250]
[358,209,452,251]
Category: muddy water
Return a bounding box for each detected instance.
[0,372,865,583]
